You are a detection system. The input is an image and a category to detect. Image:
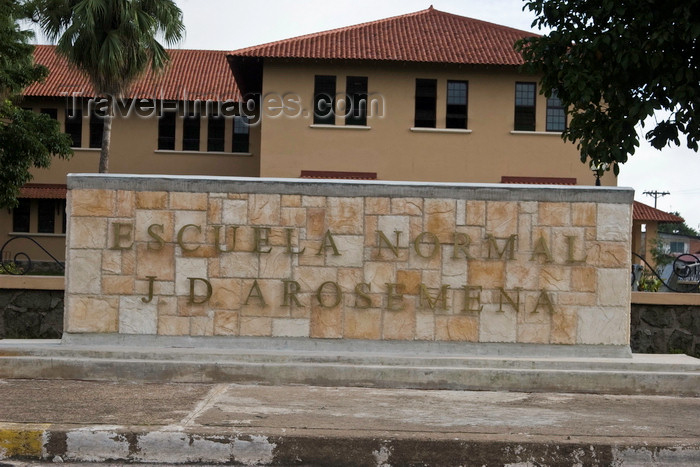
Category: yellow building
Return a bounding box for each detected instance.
[2,7,612,264]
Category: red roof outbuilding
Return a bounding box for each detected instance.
[633,201,684,223]
[25,46,240,102]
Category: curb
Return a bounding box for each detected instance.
[1,425,699,465]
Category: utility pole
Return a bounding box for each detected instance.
[643,190,670,208]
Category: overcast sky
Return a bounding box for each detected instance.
[32,0,700,231]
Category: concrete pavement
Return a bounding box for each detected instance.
[0,379,699,465]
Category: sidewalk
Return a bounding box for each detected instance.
[0,379,698,465]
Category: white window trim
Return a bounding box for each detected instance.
[510,131,563,136]
[410,127,472,134]
[9,232,66,238]
[154,150,253,156]
[309,124,371,131]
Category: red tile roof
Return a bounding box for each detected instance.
[633,201,684,223]
[25,46,240,101]
[228,7,534,66]
[300,170,377,180]
[19,183,67,199]
[501,176,577,185]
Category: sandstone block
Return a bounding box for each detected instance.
[170,192,207,211]
[281,195,302,207]
[214,311,239,335]
[328,197,364,234]
[310,305,342,338]
[71,189,114,216]
[240,316,272,336]
[135,191,168,210]
[344,309,381,339]
[391,198,423,216]
[424,199,456,243]
[119,296,157,334]
[158,315,190,336]
[70,217,107,249]
[272,318,309,337]
[479,308,517,343]
[435,315,478,341]
[249,194,281,225]
[65,296,118,333]
[365,197,390,215]
[67,250,102,294]
[597,204,631,241]
[538,202,570,226]
[222,199,248,225]
[486,202,518,237]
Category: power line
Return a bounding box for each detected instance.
[643,190,670,208]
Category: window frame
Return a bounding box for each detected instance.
[446,80,469,129]
[37,199,56,234]
[157,104,177,150]
[514,82,537,131]
[546,89,567,132]
[207,113,226,152]
[345,76,368,126]
[414,78,437,128]
[182,109,201,151]
[313,75,337,125]
[64,107,83,147]
[89,106,105,149]
[12,199,30,233]
[232,115,250,153]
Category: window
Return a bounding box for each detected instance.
[414,79,437,128]
[207,114,225,152]
[446,81,468,129]
[11,199,66,234]
[40,108,58,120]
[182,111,200,151]
[546,90,566,132]
[158,107,176,150]
[232,116,250,153]
[670,241,686,254]
[89,107,105,148]
[345,76,368,126]
[514,82,537,131]
[313,75,336,125]
[12,199,30,233]
[64,107,82,147]
[37,200,56,234]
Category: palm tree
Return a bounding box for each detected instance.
[31,0,184,173]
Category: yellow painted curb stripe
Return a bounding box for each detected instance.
[0,428,44,458]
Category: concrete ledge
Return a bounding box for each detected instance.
[0,275,64,290]
[0,339,698,396]
[60,334,633,359]
[632,291,700,306]
[67,174,635,204]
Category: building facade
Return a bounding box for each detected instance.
[2,7,614,263]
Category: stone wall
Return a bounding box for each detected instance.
[64,175,633,349]
[631,304,700,357]
[4,291,700,358]
[0,289,63,338]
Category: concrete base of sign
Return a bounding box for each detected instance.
[1,337,698,396]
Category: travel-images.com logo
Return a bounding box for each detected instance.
[63,90,387,126]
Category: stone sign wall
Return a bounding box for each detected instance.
[65,175,633,348]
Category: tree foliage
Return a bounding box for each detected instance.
[658,212,699,237]
[29,0,185,172]
[516,0,700,175]
[0,0,71,209]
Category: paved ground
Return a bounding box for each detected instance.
[0,379,699,465]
